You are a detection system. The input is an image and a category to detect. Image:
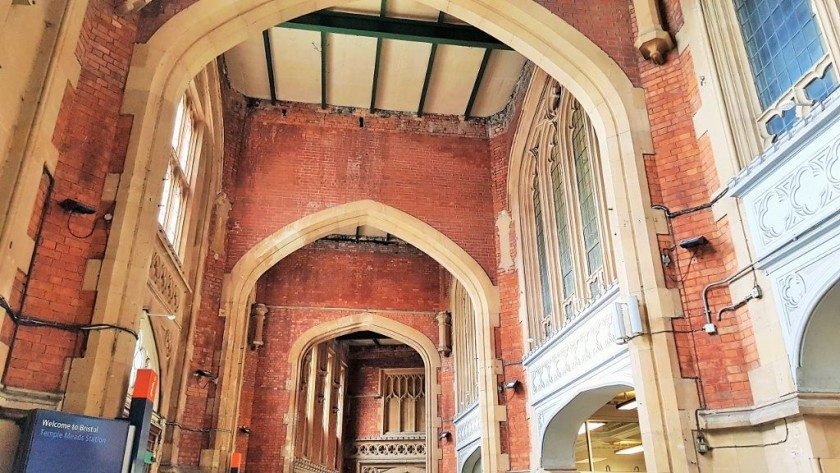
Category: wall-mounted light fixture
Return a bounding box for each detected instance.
[194,369,216,379]
[438,431,451,441]
[500,379,521,392]
[238,426,252,434]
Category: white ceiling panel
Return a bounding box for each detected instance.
[326,35,378,108]
[375,39,431,113]
[423,45,485,116]
[331,0,381,15]
[224,37,271,100]
[270,28,323,105]
[469,50,527,117]
[387,0,440,20]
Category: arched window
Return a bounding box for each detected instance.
[701,0,839,160]
[519,81,616,349]
[451,279,478,413]
[158,86,205,257]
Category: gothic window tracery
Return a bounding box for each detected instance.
[519,82,616,350]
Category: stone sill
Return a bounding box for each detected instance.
[699,391,840,430]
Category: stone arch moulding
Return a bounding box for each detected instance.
[218,200,499,473]
[788,258,840,375]
[98,0,686,470]
[539,382,634,471]
[284,313,443,473]
[460,443,482,473]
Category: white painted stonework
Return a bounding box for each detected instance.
[454,402,480,449]
[730,90,840,382]
[522,285,633,461]
[454,402,481,472]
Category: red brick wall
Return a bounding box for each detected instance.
[225,102,497,283]
[535,0,640,86]
[258,240,444,311]
[637,3,755,408]
[2,0,138,391]
[488,92,531,469]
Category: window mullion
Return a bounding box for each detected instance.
[561,105,588,312]
[537,128,565,333]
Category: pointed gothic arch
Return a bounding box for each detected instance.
[218,200,497,472]
[283,313,441,473]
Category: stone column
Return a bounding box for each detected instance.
[249,303,269,349]
[436,311,452,357]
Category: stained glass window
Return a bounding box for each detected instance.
[550,151,575,300]
[733,0,836,109]
[572,105,603,278]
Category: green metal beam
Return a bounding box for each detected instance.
[369,0,387,111]
[280,10,512,50]
[320,32,328,109]
[464,48,492,119]
[417,13,445,116]
[262,30,278,104]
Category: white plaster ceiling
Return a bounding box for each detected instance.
[223,0,527,117]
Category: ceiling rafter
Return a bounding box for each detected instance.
[416,13,446,116]
[320,31,328,109]
[464,48,492,118]
[369,0,388,111]
[279,10,512,50]
[262,30,278,104]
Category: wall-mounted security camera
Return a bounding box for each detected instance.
[58,198,97,215]
[678,236,708,250]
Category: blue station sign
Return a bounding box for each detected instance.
[14,409,131,473]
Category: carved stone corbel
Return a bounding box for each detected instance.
[634,0,675,65]
[249,303,269,349]
[436,311,452,357]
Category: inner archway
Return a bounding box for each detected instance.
[282,314,442,473]
[541,385,641,471]
[799,278,840,391]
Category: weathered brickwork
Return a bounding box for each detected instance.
[225,103,498,282]
[2,0,138,391]
[638,2,755,408]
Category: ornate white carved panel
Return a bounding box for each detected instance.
[454,402,480,450]
[523,286,625,405]
[730,90,840,382]
[730,92,840,262]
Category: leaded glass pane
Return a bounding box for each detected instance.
[805,64,839,102]
[571,105,603,277]
[533,180,553,319]
[550,150,575,300]
[733,0,831,108]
